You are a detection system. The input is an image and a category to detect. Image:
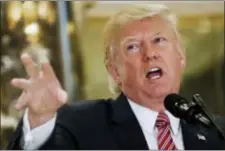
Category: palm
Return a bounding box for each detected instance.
[26,73,60,115]
[11,53,67,117]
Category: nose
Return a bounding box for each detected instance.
[142,42,159,62]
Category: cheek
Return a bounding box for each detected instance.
[166,54,183,78]
[120,57,142,80]
[161,47,183,76]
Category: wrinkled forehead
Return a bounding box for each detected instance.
[117,16,175,44]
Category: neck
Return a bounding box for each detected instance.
[124,91,167,112]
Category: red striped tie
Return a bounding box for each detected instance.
[155,112,177,150]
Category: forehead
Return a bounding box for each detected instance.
[118,15,173,42]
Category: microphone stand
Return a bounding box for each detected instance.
[192,94,225,140]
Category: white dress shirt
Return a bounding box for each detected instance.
[127,99,184,150]
[21,98,184,150]
[20,109,57,150]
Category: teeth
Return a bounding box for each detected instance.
[146,67,163,80]
[150,67,160,72]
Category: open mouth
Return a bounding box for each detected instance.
[146,67,163,80]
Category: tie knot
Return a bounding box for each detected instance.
[155,112,169,128]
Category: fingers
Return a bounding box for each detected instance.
[42,62,58,81]
[15,91,29,110]
[21,53,39,79]
[11,78,30,90]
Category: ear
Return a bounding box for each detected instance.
[179,54,186,72]
[175,40,186,71]
[107,61,121,84]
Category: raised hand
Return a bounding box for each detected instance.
[11,53,68,129]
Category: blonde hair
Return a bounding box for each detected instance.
[103,4,184,95]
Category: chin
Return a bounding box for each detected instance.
[145,86,171,99]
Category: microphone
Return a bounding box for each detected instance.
[164,93,211,126]
[164,93,225,139]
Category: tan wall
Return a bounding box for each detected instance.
[79,18,114,100]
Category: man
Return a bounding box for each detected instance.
[7,5,225,150]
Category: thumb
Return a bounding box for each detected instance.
[57,89,68,104]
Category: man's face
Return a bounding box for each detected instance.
[109,15,186,104]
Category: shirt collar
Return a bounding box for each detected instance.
[127,98,180,136]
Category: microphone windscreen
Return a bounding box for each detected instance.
[164,93,186,118]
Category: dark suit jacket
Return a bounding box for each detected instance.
[7,93,225,150]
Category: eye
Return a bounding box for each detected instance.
[126,43,140,52]
[153,37,167,44]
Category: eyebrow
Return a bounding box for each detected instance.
[120,32,161,45]
[120,36,140,46]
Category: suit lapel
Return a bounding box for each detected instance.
[181,120,224,150]
[109,93,149,150]
[6,119,23,149]
[108,93,224,150]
